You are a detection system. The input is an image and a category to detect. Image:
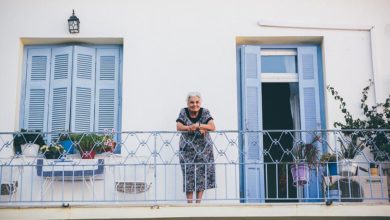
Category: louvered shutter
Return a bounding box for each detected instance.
[48,46,72,133]
[94,48,119,132]
[24,48,51,131]
[297,46,322,200]
[240,45,265,202]
[297,47,321,142]
[71,46,96,132]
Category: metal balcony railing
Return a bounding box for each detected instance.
[0,129,389,205]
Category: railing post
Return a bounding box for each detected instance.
[334,130,341,202]
[153,132,157,204]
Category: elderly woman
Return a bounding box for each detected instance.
[176,92,216,203]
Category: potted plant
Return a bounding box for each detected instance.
[320,152,338,176]
[370,162,379,176]
[13,129,46,156]
[58,132,74,154]
[290,136,320,186]
[337,137,364,176]
[99,136,116,153]
[71,133,103,159]
[327,81,390,161]
[39,144,65,159]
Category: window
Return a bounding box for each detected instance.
[261,49,297,73]
[21,45,121,133]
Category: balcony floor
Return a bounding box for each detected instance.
[1,203,389,220]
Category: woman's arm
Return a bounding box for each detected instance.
[199,120,215,131]
[177,122,191,131]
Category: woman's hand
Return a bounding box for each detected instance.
[189,124,199,132]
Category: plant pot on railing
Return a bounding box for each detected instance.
[328,162,338,176]
[58,133,74,154]
[13,129,45,155]
[80,150,96,159]
[43,151,61,159]
[100,141,116,153]
[320,153,338,176]
[70,133,103,159]
[60,140,74,154]
[290,163,309,186]
[40,144,65,159]
[370,163,379,176]
[290,136,320,187]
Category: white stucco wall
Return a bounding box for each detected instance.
[0,0,389,132]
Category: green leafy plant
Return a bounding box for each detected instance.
[370,162,379,168]
[70,133,103,155]
[39,144,65,159]
[39,144,64,154]
[320,152,337,163]
[13,129,46,154]
[337,137,365,160]
[291,136,320,167]
[327,80,390,161]
[99,135,116,153]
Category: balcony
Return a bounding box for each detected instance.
[0,130,389,219]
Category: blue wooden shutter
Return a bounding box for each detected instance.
[240,45,265,202]
[71,46,96,132]
[297,46,322,200]
[24,48,51,131]
[94,48,119,132]
[297,47,321,141]
[48,46,72,133]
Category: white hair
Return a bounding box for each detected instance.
[186,91,202,102]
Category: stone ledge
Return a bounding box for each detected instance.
[0,203,389,220]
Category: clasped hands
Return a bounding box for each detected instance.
[188,123,207,135]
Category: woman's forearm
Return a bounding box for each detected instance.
[176,122,190,131]
[199,120,215,131]
[177,121,216,132]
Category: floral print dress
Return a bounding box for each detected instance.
[176,108,216,192]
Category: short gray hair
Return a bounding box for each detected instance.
[187,92,202,102]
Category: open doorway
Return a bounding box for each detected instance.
[262,83,299,202]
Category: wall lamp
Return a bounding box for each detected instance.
[68,9,80,33]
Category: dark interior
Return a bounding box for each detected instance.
[262,83,297,202]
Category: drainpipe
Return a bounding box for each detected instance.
[257,21,377,103]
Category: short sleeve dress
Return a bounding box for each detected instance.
[176,107,216,192]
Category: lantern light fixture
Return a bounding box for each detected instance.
[68,9,80,34]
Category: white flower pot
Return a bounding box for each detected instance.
[21,143,39,157]
[339,159,358,176]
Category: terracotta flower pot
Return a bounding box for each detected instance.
[339,159,358,176]
[81,150,96,159]
[370,167,379,176]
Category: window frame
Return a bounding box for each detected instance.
[260,48,298,82]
